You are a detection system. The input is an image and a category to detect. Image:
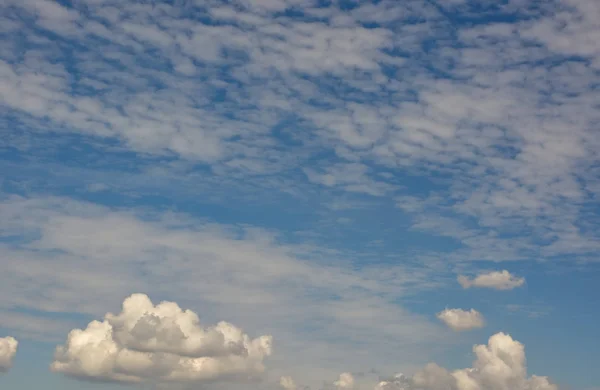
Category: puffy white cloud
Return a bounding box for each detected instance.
[436,309,485,332]
[458,270,525,290]
[280,375,297,390]
[0,336,18,372]
[51,293,272,384]
[372,332,556,390]
[335,372,355,389]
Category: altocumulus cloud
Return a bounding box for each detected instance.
[51,294,272,384]
[436,309,485,332]
[458,270,525,291]
[0,336,18,372]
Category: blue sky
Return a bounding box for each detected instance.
[0,0,599,389]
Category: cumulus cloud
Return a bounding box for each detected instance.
[408,332,557,390]
[280,375,297,390]
[51,294,272,384]
[436,309,485,332]
[458,270,525,290]
[372,332,556,390]
[334,372,355,389]
[0,336,18,373]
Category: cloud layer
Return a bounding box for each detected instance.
[458,271,525,291]
[1,0,599,265]
[0,336,18,373]
[51,294,272,384]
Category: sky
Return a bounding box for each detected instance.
[0,0,599,389]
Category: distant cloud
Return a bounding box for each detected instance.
[374,373,411,390]
[354,333,556,390]
[0,336,18,373]
[407,332,556,389]
[51,293,272,384]
[458,270,525,290]
[280,376,297,390]
[334,372,355,389]
[436,308,485,332]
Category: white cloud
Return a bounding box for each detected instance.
[0,336,18,373]
[436,309,485,332]
[372,332,556,390]
[334,372,355,389]
[406,332,557,390]
[51,293,272,384]
[458,270,525,290]
[280,375,297,390]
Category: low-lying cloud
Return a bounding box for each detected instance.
[319,333,557,390]
[51,294,272,384]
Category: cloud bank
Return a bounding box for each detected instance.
[403,332,557,390]
[458,271,525,291]
[51,294,272,384]
[436,309,485,332]
[0,336,18,373]
[288,332,557,390]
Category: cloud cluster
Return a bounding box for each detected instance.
[287,333,557,390]
[335,372,356,389]
[375,373,411,390]
[458,271,525,291]
[404,332,557,390]
[51,294,272,384]
[0,336,18,373]
[436,309,485,332]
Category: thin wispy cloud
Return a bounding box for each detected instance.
[458,270,525,291]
